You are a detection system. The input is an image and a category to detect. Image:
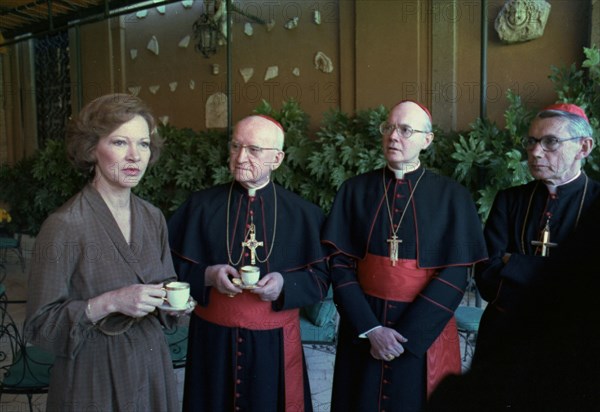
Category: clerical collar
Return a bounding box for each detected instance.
[544,170,581,195]
[387,161,421,180]
[245,180,270,197]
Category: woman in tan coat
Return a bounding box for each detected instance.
[25,94,188,411]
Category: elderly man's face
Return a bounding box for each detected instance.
[229,117,284,189]
[382,102,433,170]
[527,117,592,186]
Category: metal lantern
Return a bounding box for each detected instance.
[193,13,218,58]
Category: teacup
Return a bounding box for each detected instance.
[164,281,190,309]
[240,265,260,286]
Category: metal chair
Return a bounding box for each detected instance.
[455,267,484,365]
[164,323,189,369]
[0,233,25,273]
[0,298,55,412]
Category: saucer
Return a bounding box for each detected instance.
[157,300,194,312]
[232,278,259,289]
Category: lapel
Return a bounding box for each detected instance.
[82,184,146,282]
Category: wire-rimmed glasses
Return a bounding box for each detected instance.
[379,122,430,139]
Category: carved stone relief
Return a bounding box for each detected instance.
[178,35,191,48]
[240,67,254,83]
[314,52,333,73]
[494,0,551,44]
[206,92,228,128]
[147,35,159,55]
[264,66,279,81]
[285,17,299,30]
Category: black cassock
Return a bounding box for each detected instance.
[475,173,600,359]
[322,167,487,412]
[168,181,329,412]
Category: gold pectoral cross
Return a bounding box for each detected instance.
[387,234,402,266]
[241,223,263,265]
[531,218,558,257]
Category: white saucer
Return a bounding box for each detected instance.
[232,278,259,289]
[157,300,194,312]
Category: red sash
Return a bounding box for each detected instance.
[194,289,304,412]
[357,254,462,396]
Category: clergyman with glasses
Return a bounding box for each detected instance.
[321,100,487,411]
[167,114,330,411]
[474,103,600,362]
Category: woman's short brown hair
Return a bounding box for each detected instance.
[66,94,163,174]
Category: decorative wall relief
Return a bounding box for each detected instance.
[159,116,169,126]
[206,92,228,128]
[169,82,178,92]
[292,67,300,77]
[189,80,196,90]
[130,49,138,60]
[149,85,160,94]
[264,66,279,81]
[494,0,551,44]
[313,10,321,25]
[284,17,299,30]
[147,36,159,55]
[156,5,166,15]
[212,64,220,75]
[266,19,276,32]
[179,35,191,48]
[214,0,228,46]
[128,86,141,96]
[314,52,333,73]
[244,23,254,36]
[181,0,193,9]
[136,10,148,19]
[240,67,254,83]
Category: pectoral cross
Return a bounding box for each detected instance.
[387,234,402,266]
[531,218,558,257]
[241,223,263,265]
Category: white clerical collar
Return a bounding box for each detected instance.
[544,170,581,195]
[387,161,421,180]
[246,180,270,197]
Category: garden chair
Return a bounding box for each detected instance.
[0,298,55,412]
[0,233,25,273]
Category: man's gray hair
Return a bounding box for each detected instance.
[538,110,593,139]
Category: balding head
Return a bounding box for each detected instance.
[235,115,285,150]
[229,115,286,189]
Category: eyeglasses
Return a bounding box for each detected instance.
[379,122,430,139]
[522,136,582,152]
[228,141,280,156]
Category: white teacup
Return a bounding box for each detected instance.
[240,265,260,286]
[164,281,190,309]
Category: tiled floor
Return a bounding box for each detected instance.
[1,248,473,412]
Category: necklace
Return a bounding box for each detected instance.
[226,181,277,266]
[382,167,426,266]
[520,175,588,255]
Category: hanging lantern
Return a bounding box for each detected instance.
[193,13,218,58]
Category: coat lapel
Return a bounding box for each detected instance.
[82,185,146,282]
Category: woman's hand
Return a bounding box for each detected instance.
[88,284,166,322]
